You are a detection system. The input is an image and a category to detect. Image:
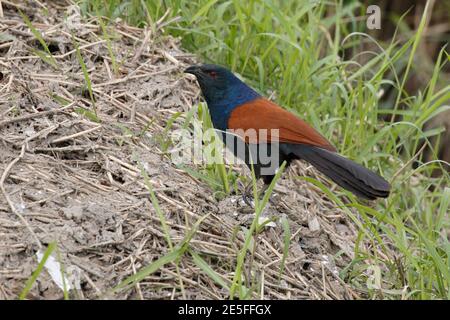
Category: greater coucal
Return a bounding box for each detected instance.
[185,64,390,200]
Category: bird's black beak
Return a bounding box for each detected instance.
[184,65,201,76]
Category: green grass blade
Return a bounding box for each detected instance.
[19,242,57,300]
[73,38,97,115]
[190,250,230,291]
[19,10,57,68]
[112,248,182,292]
[279,215,290,279]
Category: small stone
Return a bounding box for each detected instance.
[308,216,320,232]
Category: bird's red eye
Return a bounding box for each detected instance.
[208,71,217,78]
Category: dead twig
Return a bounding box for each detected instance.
[0,102,76,128]
[0,144,42,249]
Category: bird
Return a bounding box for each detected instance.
[184,64,390,200]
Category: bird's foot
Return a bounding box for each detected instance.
[241,182,270,208]
[242,182,255,208]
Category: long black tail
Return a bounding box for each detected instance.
[281,144,390,200]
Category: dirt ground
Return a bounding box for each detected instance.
[0,1,364,299]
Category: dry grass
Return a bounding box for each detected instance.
[0,1,369,299]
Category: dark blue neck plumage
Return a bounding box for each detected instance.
[203,80,260,131]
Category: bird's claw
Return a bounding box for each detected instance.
[241,181,255,208]
[241,182,271,208]
[242,192,255,208]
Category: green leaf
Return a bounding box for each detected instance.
[190,250,230,291]
[19,11,57,67]
[19,242,57,300]
[113,248,182,292]
[74,107,100,123]
[279,216,290,278]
